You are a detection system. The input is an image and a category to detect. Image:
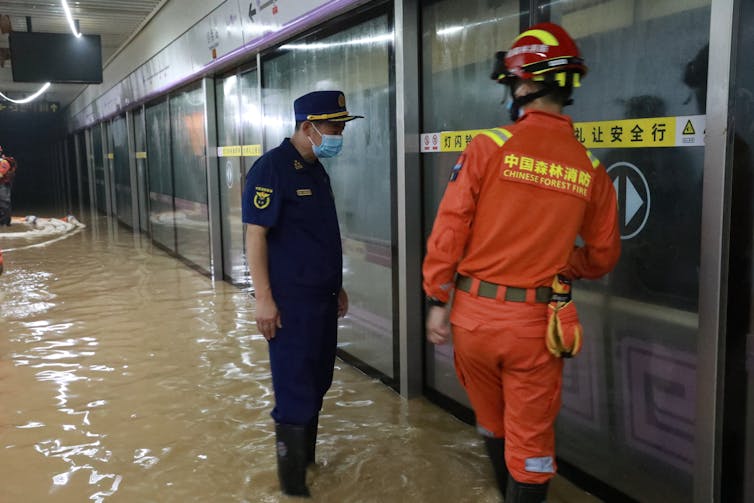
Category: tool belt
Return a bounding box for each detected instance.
[456,275,551,303]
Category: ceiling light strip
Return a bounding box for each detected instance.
[61,0,82,37]
[0,83,52,104]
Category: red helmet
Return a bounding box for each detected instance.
[492,23,587,88]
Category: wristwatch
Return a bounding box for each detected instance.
[427,297,446,308]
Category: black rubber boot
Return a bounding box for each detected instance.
[505,478,549,503]
[483,436,509,498]
[275,423,311,497]
[305,416,318,466]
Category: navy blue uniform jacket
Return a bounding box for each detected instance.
[242,138,343,298]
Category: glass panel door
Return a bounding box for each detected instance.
[146,99,176,252]
[77,131,90,209]
[262,13,396,378]
[91,123,106,214]
[543,2,710,501]
[729,1,754,500]
[216,68,263,285]
[111,115,133,227]
[216,73,246,284]
[170,86,210,272]
[104,122,115,217]
[133,108,149,233]
[240,69,264,283]
[420,0,526,405]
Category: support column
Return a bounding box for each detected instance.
[395,0,423,398]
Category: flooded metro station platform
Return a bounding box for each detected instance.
[0,214,595,502]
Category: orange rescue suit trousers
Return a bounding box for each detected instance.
[450,288,563,485]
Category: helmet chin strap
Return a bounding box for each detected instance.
[508,87,552,122]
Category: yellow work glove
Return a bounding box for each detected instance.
[545,275,583,358]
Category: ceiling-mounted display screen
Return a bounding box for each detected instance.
[9,31,103,84]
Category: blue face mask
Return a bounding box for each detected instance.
[309,123,343,158]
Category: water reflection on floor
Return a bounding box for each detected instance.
[0,214,599,502]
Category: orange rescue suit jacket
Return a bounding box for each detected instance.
[423,110,621,303]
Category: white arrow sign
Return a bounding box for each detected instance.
[607,162,651,240]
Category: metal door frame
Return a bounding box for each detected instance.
[696,0,736,501]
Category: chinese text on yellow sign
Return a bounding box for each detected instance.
[420,115,705,153]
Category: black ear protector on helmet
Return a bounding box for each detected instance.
[490,51,510,83]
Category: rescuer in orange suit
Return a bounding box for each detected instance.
[423,23,621,503]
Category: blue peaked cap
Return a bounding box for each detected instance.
[294,90,364,122]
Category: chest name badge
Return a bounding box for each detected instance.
[254,186,273,209]
[296,189,313,196]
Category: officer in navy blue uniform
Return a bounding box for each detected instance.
[242,90,363,497]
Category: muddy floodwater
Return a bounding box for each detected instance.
[0,215,598,502]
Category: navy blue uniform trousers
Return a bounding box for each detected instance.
[269,294,338,425]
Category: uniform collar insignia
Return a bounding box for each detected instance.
[293,160,303,170]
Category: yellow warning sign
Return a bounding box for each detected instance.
[575,117,676,148]
[135,151,147,159]
[106,153,114,160]
[440,129,489,153]
[242,144,262,157]
[217,145,262,157]
[217,145,242,157]
[420,115,705,153]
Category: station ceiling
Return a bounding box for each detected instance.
[0,0,165,111]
